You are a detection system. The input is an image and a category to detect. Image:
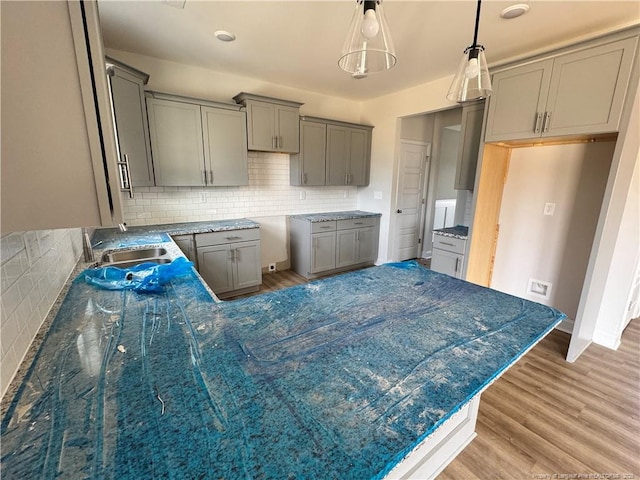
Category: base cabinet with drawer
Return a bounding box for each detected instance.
[196,228,261,298]
[431,233,467,279]
[290,215,380,279]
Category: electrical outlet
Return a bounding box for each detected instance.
[374,191,383,200]
[343,191,348,199]
[199,192,207,203]
[543,202,556,216]
[268,263,276,272]
[528,278,552,299]
[299,191,306,200]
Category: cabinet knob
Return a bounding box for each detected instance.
[396,209,403,214]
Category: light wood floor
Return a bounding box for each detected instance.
[236,268,640,479]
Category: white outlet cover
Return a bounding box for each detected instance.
[543,202,556,216]
[374,191,383,200]
[528,278,552,299]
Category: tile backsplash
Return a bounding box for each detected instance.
[1,228,82,398]
[122,152,358,225]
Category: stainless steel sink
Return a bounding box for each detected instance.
[101,247,167,264]
[104,258,172,269]
[100,247,170,268]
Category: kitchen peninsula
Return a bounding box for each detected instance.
[1,221,564,479]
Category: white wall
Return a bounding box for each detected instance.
[491,142,615,324]
[1,229,83,398]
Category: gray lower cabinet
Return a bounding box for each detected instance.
[431,234,466,279]
[172,234,197,265]
[146,92,248,186]
[290,216,379,279]
[107,59,155,189]
[291,117,373,187]
[196,228,261,298]
[485,36,638,142]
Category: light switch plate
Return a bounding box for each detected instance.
[543,203,556,216]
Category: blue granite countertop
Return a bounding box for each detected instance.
[0,236,564,480]
[433,225,469,240]
[290,210,381,222]
[92,219,260,251]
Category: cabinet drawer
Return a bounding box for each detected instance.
[432,234,466,254]
[311,221,337,233]
[196,228,260,247]
[337,217,377,230]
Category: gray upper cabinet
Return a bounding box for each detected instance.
[292,116,373,187]
[291,120,327,185]
[485,36,638,142]
[107,59,155,190]
[201,107,248,186]
[326,124,371,186]
[146,92,247,187]
[455,101,485,190]
[2,1,124,233]
[147,96,205,186]
[233,92,303,153]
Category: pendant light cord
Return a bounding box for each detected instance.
[472,0,482,47]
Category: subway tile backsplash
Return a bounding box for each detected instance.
[121,152,358,225]
[1,228,82,398]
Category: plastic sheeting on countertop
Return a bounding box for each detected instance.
[0,261,564,479]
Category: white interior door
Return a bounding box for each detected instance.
[394,141,431,261]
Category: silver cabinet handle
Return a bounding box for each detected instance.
[203,170,208,185]
[356,230,360,241]
[354,222,363,225]
[542,112,551,133]
[345,173,349,184]
[440,241,455,247]
[117,154,134,198]
[208,170,214,184]
[277,136,282,150]
[225,235,241,241]
[455,257,460,273]
[534,112,543,134]
[303,173,308,184]
[319,225,332,229]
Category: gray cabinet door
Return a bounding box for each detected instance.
[431,249,464,278]
[326,125,349,185]
[201,107,248,186]
[455,102,485,190]
[147,98,205,186]
[276,105,300,153]
[484,59,553,142]
[356,226,377,263]
[311,232,336,273]
[172,234,196,265]
[246,101,276,151]
[109,69,154,187]
[198,244,234,294]
[233,241,262,290]
[292,120,326,185]
[349,128,369,186]
[544,37,637,137]
[336,229,357,268]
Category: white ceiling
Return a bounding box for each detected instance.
[98,1,640,101]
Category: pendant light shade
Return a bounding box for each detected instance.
[446,0,492,102]
[339,0,396,79]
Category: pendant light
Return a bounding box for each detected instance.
[339,0,396,79]
[446,0,492,102]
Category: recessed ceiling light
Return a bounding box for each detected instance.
[214,30,236,42]
[500,4,530,19]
